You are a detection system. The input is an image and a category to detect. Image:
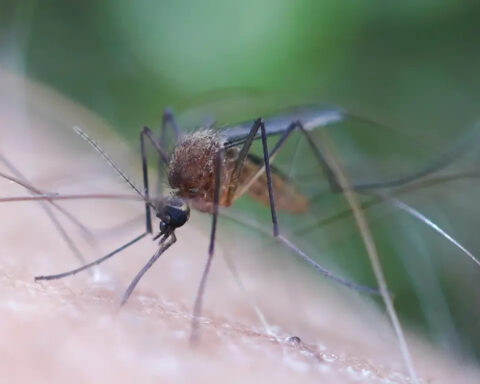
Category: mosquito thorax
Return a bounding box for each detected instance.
[167,130,232,212]
[155,196,190,229]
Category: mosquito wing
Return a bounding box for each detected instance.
[219,105,479,194]
[220,105,345,147]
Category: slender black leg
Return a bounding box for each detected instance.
[269,122,341,192]
[0,154,91,266]
[217,210,383,296]
[160,108,180,147]
[141,126,169,164]
[209,149,223,256]
[0,156,94,238]
[190,148,223,344]
[158,109,180,194]
[226,119,341,271]
[121,233,177,305]
[259,122,279,237]
[35,232,148,281]
[190,249,214,345]
[140,129,153,234]
[270,119,480,193]
[226,118,263,203]
[33,126,158,283]
[230,119,333,244]
[225,118,279,237]
[297,125,342,192]
[140,126,171,234]
[225,118,282,238]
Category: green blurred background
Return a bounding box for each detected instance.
[1,0,480,362]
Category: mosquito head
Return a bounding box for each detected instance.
[155,196,190,232]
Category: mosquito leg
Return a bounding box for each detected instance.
[0,157,99,242]
[141,126,172,233]
[263,117,468,195]
[160,108,180,146]
[259,121,279,237]
[35,232,148,281]
[217,210,383,296]
[234,119,282,238]
[121,232,176,305]
[141,125,172,231]
[140,128,153,234]
[220,248,273,335]
[297,125,342,192]
[225,118,263,204]
[190,148,223,344]
[269,121,341,192]
[282,119,480,193]
[157,109,180,194]
[190,251,214,345]
[209,148,223,256]
[140,126,170,164]
[0,155,89,266]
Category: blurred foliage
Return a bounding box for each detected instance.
[1,0,480,361]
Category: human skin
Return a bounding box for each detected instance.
[0,69,479,383]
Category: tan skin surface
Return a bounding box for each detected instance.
[1,69,479,383]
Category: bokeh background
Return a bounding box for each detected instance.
[1,0,480,363]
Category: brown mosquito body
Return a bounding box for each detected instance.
[236,154,309,214]
[29,105,479,343]
[168,129,307,214]
[167,129,235,213]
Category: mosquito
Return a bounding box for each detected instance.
[26,105,480,346]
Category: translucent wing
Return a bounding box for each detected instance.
[218,104,479,285]
[218,105,480,194]
[221,105,345,146]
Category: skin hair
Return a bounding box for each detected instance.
[0,69,479,383]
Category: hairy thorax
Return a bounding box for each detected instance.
[168,130,236,213]
[168,130,308,214]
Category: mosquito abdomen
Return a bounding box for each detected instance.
[237,159,308,214]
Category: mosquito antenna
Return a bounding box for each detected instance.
[72,126,147,201]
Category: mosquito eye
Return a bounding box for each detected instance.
[161,198,190,228]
